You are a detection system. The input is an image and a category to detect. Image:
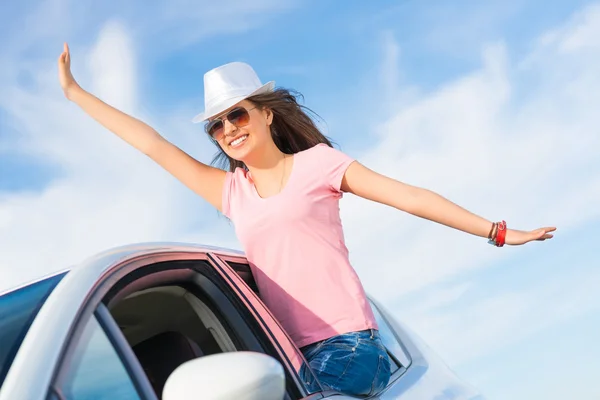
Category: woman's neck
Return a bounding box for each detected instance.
[244,142,292,197]
[245,141,286,173]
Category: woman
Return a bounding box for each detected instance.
[57,43,555,396]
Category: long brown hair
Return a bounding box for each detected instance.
[210,88,335,172]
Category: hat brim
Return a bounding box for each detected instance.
[191,81,275,124]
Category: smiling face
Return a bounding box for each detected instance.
[207,88,334,173]
[206,100,274,163]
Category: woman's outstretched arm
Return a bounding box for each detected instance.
[341,161,555,245]
[58,43,227,211]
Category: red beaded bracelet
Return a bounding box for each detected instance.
[487,221,507,247]
[495,220,507,247]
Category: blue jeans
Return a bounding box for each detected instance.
[299,329,391,396]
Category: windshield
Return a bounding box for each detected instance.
[0,272,66,387]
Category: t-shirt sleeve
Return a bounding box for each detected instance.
[312,143,356,192]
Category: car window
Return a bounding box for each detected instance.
[0,272,66,387]
[222,260,260,294]
[369,300,411,373]
[57,315,140,400]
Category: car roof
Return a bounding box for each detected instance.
[0,242,245,296]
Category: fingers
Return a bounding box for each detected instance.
[541,227,556,239]
[58,43,70,64]
[507,226,556,245]
[536,234,553,241]
[532,231,544,241]
[533,227,555,241]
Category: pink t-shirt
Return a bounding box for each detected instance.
[222,143,378,348]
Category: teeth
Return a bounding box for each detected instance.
[231,135,248,146]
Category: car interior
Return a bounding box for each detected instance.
[110,285,237,396]
[103,259,297,400]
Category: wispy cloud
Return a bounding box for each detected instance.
[339,2,600,381]
[0,22,166,287]
[0,0,295,288]
[406,263,600,364]
[345,3,600,297]
[140,0,299,48]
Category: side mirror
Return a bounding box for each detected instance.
[162,351,286,400]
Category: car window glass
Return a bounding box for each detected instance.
[223,261,260,294]
[58,315,140,399]
[0,273,66,387]
[370,301,411,372]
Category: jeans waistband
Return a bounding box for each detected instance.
[302,328,380,351]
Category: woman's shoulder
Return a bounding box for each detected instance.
[305,142,331,152]
[296,143,334,158]
[296,143,352,162]
[227,166,252,185]
[294,143,355,191]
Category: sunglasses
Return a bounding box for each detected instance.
[205,106,257,140]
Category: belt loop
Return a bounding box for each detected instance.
[370,329,374,339]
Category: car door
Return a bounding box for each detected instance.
[213,254,400,399]
[214,253,420,400]
[47,303,156,400]
[45,247,321,400]
[207,253,324,399]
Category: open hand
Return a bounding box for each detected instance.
[505,227,556,245]
[57,42,80,99]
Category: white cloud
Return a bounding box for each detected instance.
[144,0,298,48]
[404,265,600,365]
[0,0,300,290]
[87,22,137,114]
[0,17,240,290]
[345,3,600,297]
[550,3,600,53]
[339,2,600,379]
[380,31,401,101]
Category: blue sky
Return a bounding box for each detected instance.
[1,0,599,399]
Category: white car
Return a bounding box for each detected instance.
[0,243,485,400]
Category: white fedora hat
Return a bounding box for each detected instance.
[192,61,275,123]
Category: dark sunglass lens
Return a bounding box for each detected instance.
[206,120,223,138]
[227,108,250,126]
